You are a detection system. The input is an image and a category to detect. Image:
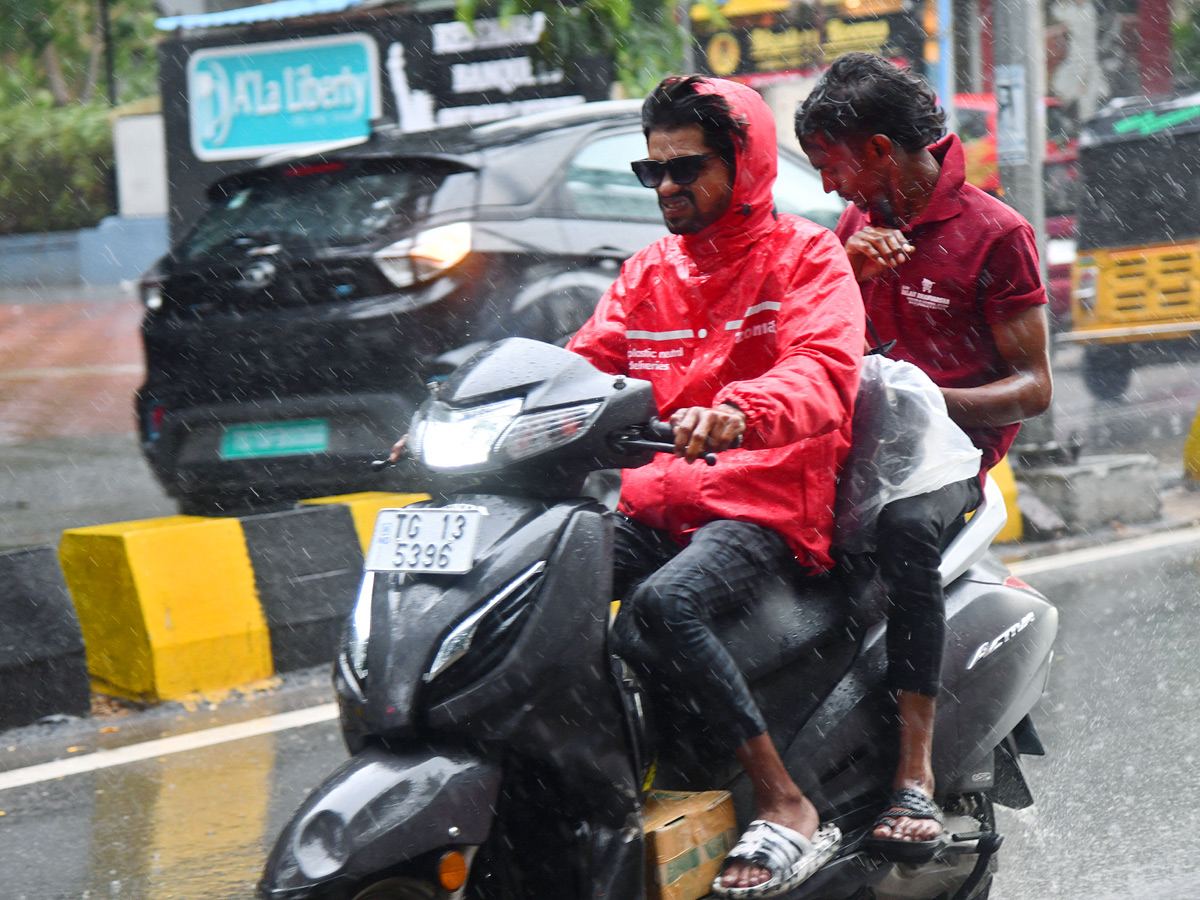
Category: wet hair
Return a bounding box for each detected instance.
[794,52,946,152]
[642,76,747,170]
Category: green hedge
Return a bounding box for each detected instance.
[0,104,115,235]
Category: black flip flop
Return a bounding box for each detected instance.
[864,787,944,863]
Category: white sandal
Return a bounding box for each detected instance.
[710,819,842,899]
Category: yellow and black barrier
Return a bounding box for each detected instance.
[58,492,426,704]
[1,470,1029,722]
[0,546,92,730]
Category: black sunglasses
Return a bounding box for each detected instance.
[630,153,719,189]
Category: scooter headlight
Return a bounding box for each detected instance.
[412,398,524,470]
[411,399,602,471]
[347,571,374,683]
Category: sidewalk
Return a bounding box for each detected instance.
[1001,464,1200,563]
[0,289,145,447]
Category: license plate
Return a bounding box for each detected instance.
[220,419,329,460]
[365,507,484,574]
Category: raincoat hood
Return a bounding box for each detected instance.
[682,78,779,260]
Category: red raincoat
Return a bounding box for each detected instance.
[568,79,865,571]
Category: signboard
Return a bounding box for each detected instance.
[691,0,926,83]
[994,64,1029,165]
[188,34,381,162]
[159,5,610,241]
[382,11,583,133]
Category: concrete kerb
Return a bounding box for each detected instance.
[0,546,91,730]
[1000,465,1200,564]
[13,472,1197,723]
[56,492,427,705]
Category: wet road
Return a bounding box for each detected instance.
[0,670,347,900]
[994,533,1200,899]
[0,532,1197,899]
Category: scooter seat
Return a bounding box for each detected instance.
[717,564,883,683]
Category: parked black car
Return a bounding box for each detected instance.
[137,99,845,513]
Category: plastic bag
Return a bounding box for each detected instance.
[834,355,982,554]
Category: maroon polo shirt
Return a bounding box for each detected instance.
[835,133,1047,476]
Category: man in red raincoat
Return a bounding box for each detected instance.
[567,75,865,898]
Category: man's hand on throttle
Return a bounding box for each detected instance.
[845,226,914,282]
[669,403,746,462]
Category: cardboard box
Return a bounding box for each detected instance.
[644,790,738,900]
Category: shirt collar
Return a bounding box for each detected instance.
[869,133,966,231]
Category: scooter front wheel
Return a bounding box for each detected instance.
[350,878,437,900]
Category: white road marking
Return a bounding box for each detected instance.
[1008,526,1200,578]
[0,703,338,794]
[3,527,1199,794]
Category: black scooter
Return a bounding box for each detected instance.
[259,338,1057,900]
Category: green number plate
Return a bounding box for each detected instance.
[219,419,329,460]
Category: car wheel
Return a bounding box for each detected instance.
[510,268,616,346]
[1082,344,1133,401]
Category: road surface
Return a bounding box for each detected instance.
[0,529,1198,899]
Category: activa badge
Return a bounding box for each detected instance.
[967,612,1036,670]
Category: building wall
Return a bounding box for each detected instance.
[0,218,167,287]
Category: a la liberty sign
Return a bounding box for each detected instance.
[188,34,381,162]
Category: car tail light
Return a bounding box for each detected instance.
[283,161,346,177]
[146,404,166,440]
[373,222,472,288]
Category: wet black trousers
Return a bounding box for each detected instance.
[609,515,795,753]
[875,476,983,697]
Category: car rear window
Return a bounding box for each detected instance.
[177,162,452,262]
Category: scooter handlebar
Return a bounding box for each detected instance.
[610,418,719,466]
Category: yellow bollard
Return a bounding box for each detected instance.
[991,456,1024,543]
[59,516,273,703]
[1185,402,1200,486]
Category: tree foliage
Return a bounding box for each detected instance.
[0,0,157,233]
[0,0,159,107]
[0,102,114,233]
[1173,9,1200,90]
[458,0,717,96]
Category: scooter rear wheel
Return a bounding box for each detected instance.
[349,878,437,900]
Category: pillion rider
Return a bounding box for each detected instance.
[795,52,1053,862]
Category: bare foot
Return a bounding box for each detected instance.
[720,793,819,889]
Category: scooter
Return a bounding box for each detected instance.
[259,337,1057,900]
